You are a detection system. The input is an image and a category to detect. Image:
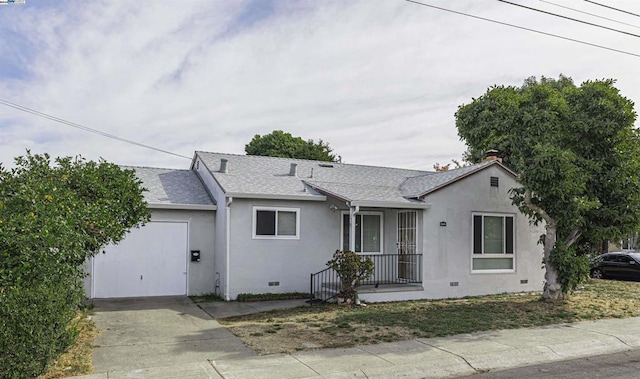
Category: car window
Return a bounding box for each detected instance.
[603,255,615,262]
[616,255,632,263]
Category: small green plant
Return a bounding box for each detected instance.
[236,292,310,302]
[190,293,225,303]
[326,250,374,304]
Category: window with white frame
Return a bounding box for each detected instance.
[472,213,514,271]
[341,212,383,253]
[253,207,300,239]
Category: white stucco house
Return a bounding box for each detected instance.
[85,151,545,302]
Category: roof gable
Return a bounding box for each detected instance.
[401,160,517,198]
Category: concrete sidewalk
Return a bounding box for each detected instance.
[73,298,640,379]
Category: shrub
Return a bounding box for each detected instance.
[0,152,150,378]
[0,278,83,379]
[326,250,374,304]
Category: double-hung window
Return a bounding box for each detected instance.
[472,213,515,272]
[341,212,383,254]
[253,207,300,239]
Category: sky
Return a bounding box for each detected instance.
[1,0,640,171]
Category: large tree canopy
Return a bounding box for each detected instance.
[245,130,337,162]
[456,75,640,301]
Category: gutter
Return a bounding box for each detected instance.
[224,192,326,201]
[225,197,233,301]
[147,203,217,211]
[349,200,431,210]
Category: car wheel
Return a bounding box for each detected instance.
[591,268,603,279]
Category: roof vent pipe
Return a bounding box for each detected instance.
[219,158,228,173]
[289,163,298,177]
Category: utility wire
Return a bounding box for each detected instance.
[403,0,640,59]
[0,98,192,160]
[498,0,640,39]
[584,0,640,18]
[539,0,640,30]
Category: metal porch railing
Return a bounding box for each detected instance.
[309,253,423,304]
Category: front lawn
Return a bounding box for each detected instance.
[218,279,640,354]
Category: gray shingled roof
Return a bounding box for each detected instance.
[127,166,215,207]
[196,152,428,201]
[195,152,511,205]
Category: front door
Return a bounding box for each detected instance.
[397,211,418,280]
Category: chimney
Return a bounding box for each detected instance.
[484,149,502,163]
[219,158,228,173]
[289,163,298,176]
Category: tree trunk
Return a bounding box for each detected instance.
[523,190,563,301]
[601,240,609,254]
[542,222,563,301]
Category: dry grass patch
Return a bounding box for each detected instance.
[219,279,640,354]
[39,311,98,378]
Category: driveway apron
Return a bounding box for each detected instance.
[90,296,255,374]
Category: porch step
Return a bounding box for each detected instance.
[359,283,423,293]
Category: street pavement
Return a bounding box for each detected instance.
[71,297,640,379]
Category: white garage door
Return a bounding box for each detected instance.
[92,221,188,298]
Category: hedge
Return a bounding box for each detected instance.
[0,277,83,379]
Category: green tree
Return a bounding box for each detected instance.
[0,152,150,377]
[245,130,337,162]
[455,75,640,301]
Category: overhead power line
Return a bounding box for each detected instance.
[584,0,640,18]
[0,98,192,160]
[498,0,640,39]
[539,0,640,30]
[403,0,640,59]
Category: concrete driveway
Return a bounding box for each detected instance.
[87,296,255,378]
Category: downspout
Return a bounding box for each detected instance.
[348,203,360,252]
[225,197,233,301]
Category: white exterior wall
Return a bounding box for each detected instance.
[227,198,344,299]
[223,198,425,299]
[149,209,215,295]
[83,207,215,297]
[360,165,545,302]
[193,157,228,299]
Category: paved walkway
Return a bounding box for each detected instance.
[72,298,640,379]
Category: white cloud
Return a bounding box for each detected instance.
[1,0,639,170]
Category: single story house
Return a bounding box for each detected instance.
[85,151,545,302]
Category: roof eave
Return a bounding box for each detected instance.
[350,200,431,209]
[303,181,351,203]
[148,203,217,211]
[224,192,327,201]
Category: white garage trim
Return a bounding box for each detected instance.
[91,220,190,298]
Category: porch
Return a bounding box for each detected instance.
[310,253,423,303]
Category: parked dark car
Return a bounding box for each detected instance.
[590,252,640,281]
